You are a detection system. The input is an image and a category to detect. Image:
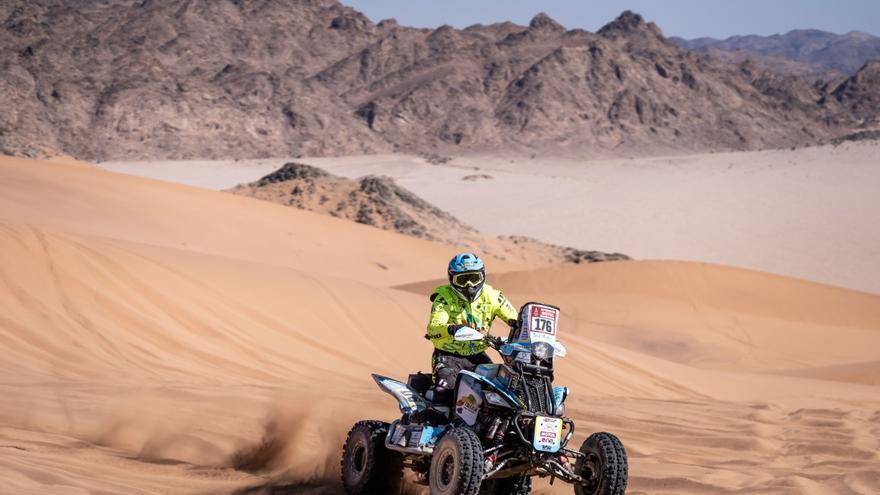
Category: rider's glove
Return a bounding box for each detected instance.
[508,318,520,331]
[486,335,503,349]
[447,324,468,336]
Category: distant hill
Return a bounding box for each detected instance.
[0,1,876,160]
[671,29,880,75]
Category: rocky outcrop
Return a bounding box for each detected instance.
[228,162,631,264]
[829,61,880,125]
[228,162,475,242]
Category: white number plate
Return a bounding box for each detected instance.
[533,416,564,453]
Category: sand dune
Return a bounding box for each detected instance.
[494,261,880,373]
[99,142,880,294]
[778,360,880,386]
[0,157,528,286]
[1,157,879,494]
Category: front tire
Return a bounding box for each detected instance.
[341,420,403,494]
[574,432,628,495]
[429,427,485,495]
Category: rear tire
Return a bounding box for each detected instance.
[429,427,485,495]
[574,432,628,495]
[480,476,532,494]
[341,420,403,495]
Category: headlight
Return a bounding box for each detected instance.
[532,342,553,360]
[483,391,513,408]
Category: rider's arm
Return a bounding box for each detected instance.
[494,290,519,326]
[426,294,454,346]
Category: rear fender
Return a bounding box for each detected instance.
[371,374,428,415]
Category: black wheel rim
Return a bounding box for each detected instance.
[439,451,455,488]
[353,442,367,473]
[578,452,601,491]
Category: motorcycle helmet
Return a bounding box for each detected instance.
[448,253,485,302]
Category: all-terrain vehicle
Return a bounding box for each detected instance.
[341,302,628,495]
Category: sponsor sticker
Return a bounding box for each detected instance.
[530,305,558,320]
[455,382,481,426]
[517,304,560,342]
[533,416,564,453]
[528,305,558,336]
[456,394,478,413]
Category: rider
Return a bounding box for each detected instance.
[425,253,518,401]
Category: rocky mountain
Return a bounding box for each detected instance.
[228,162,630,264]
[825,61,880,126]
[1,1,876,160]
[671,29,880,76]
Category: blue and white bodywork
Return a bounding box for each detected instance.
[372,374,445,454]
[372,374,428,415]
[341,302,631,494]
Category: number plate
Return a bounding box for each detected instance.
[533,416,564,453]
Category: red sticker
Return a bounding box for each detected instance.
[530,306,557,320]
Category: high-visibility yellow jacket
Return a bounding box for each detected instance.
[426,283,518,356]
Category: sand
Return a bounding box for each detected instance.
[100,142,880,295]
[3,156,880,494]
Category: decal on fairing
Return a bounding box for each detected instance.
[519,303,559,344]
[454,380,481,426]
[530,306,557,335]
[458,370,523,409]
[533,416,564,453]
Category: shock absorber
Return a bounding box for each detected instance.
[486,417,502,440]
[494,419,509,443]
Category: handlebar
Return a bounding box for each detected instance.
[485,335,504,350]
[452,327,505,350]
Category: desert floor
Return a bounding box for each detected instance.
[3,155,879,495]
[101,141,880,295]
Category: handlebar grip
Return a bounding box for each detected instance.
[485,335,503,349]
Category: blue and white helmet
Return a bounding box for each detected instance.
[448,253,485,302]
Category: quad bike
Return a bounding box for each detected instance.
[341,302,628,495]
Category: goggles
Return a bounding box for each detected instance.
[451,271,484,287]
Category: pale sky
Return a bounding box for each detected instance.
[342,0,880,39]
